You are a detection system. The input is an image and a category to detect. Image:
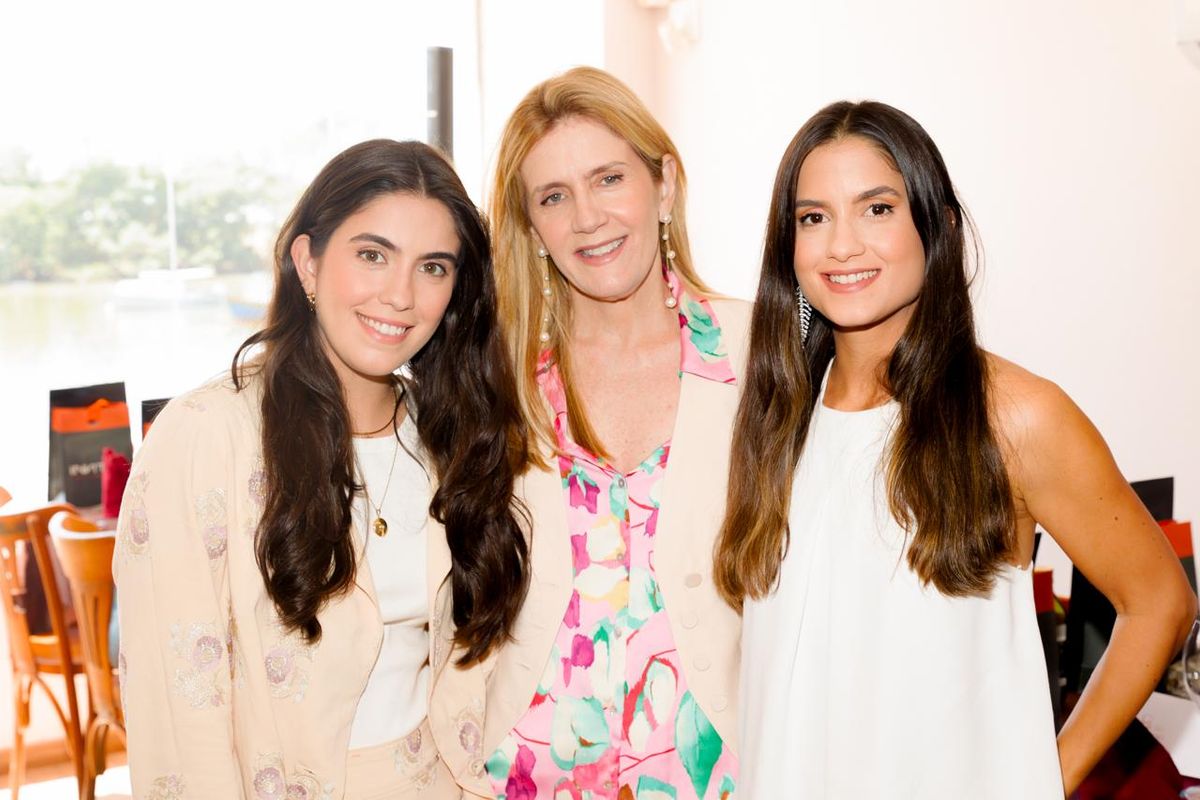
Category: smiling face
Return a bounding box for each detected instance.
[520,115,676,305]
[293,191,459,398]
[793,136,926,343]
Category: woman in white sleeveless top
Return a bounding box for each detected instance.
[714,101,1196,798]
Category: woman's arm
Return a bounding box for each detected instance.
[1001,371,1197,795]
[114,393,245,798]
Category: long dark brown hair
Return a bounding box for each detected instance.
[233,139,528,663]
[715,102,1014,606]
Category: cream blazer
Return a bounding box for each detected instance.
[114,375,458,799]
[427,298,751,797]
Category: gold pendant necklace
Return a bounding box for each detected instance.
[356,382,403,537]
[360,435,400,537]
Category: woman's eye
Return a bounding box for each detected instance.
[798,211,826,226]
[418,262,449,277]
[540,191,565,206]
[358,248,386,264]
[600,173,623,186]
[866,202,894,217]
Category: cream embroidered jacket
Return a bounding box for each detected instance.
[114,374,458,799]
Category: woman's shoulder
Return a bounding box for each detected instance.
[142,372,261,456]
[704,296,753,373]
[707,295,752,331]
[985,352,1088,455]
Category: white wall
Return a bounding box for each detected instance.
[474,0,608,199]
[605,0,1200,593]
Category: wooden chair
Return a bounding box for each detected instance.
[48,511,123,800]
[0,498,85,798]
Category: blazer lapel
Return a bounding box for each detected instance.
[482,457,573,751]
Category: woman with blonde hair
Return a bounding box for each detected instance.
[431,67,747,799]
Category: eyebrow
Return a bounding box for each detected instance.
[529,161,629,198]
[794,185,902,210]
[350,233,458,262]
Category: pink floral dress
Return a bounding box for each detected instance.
[486,272,738,800]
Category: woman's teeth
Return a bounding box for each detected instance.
[581,238,624,257]
[360,315,409,336]
[828,270,879,285]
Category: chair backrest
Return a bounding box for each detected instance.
[48,511,121,725]
[0,502,77,676]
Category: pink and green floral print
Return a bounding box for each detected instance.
[486,273,737,799]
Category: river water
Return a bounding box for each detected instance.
[0,276,267,502]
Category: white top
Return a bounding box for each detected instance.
[741,380,1064,799]
[348,414,430,749]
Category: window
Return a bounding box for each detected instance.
[0,1,482,502]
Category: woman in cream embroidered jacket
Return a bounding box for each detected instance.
[115,139,528,799]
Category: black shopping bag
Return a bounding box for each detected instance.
[141,397,172,437]
[48,382,133,506]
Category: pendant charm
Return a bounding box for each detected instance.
[373,516,388,537]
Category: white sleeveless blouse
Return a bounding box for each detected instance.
[740,384,1064,799]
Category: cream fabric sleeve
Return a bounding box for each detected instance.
[114,391,244,798]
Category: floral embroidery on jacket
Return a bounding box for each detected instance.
[248,458,267,511]
[263,627,314,703]
[487,273,738,798]
[250,753,333,800]
[252,756,287,800]
[454,701,487,777]
[194,488,228,561]
[144,773,184,799]
[120,470,151,557]
[168,621,230,708]
[393,726,439,789]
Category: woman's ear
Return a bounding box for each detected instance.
[529,226,547,255]
[291,235,317,294]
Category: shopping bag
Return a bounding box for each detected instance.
[48,382,133,506]
[141,397,171,437]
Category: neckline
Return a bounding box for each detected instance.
[816,359,896,416]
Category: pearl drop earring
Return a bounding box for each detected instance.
[660,214,678,309]
[537,246,552,343]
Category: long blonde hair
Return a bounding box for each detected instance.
[490,66,712,464]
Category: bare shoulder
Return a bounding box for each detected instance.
[984,352,1113,505]
[985,352,1084,450]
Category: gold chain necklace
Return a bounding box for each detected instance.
[352,383,401,437]
[360,436,400,537]
[352,415,395,438]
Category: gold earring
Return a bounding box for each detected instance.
[306,292,316,312]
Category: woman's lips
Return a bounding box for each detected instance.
[823,269,879,292]
[576,236,626,265]
[358,312,411,341]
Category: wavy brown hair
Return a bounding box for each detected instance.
[489,66,713,464]
[715,101,1014,606]
[233,139,528,663]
